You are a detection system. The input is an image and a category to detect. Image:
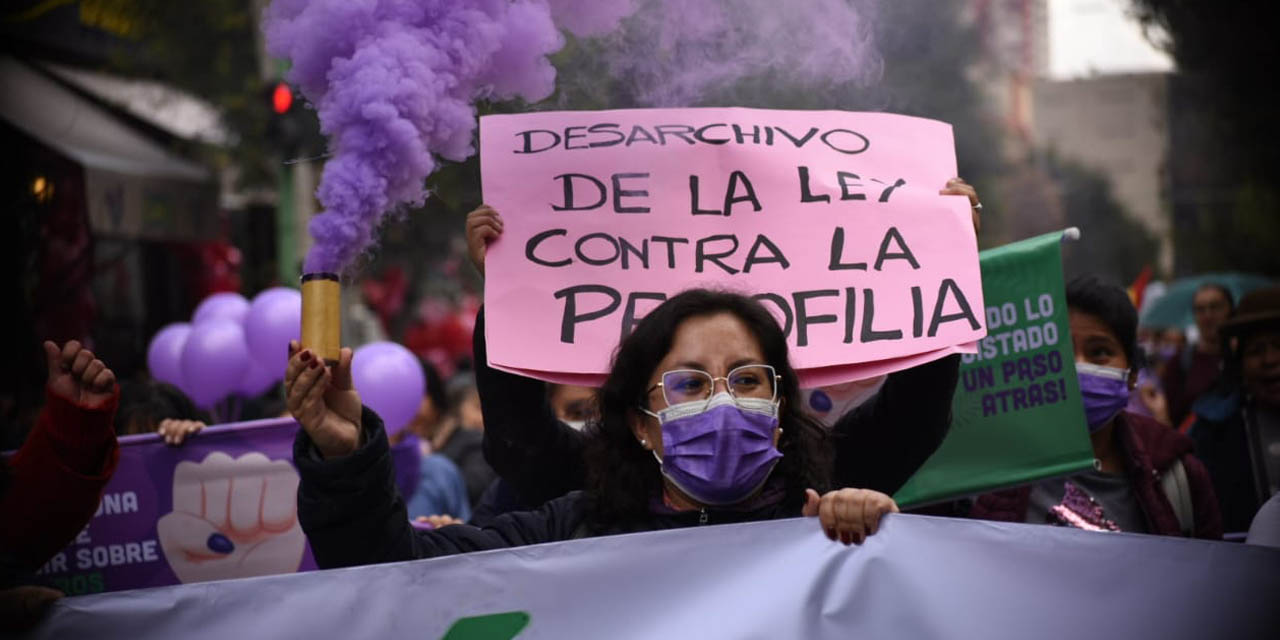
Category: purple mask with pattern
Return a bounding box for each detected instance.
[1076,362,1131,432]
[643,392,783,505]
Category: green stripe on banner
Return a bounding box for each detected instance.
[895,230,1095,507]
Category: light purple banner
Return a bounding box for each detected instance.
[29,418,420,595]
[22,515,1280,640]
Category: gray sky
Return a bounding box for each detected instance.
[1048,0,1173,78]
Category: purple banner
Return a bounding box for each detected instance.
[29,418,421,595]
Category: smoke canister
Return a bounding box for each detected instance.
[300,272,341,365]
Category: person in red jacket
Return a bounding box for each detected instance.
[970,275,1223,539]
[0,340,120,631]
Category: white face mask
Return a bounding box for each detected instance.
[641,391,779,423]
[563,420,587,431]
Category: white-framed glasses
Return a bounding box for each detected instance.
[646,364,779,410]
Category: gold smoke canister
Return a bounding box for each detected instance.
[300,272,342,365]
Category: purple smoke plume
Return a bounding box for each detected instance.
[264,0,568,273]
[596,0,883,107]
[264,0,880,274]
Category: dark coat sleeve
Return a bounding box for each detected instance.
[470,478,525,528]
[829,354,960,494]
[294,407,584,569]
[473,307,587,508]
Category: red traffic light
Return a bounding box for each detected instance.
[272,82,293,114]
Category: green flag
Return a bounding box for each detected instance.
[894,230,1094,507]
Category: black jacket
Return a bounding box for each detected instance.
[1190,390,1264,532]
[474,309,960,513]
[295,408,799,569]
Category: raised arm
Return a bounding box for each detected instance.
[829,354,960,494]
[474,307,587,507]
[287,340,582,568]
[0,341,121,572]
[828,178,978,493]
[467,204,588,508]
[295,406,573,567]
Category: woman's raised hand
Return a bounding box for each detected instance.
[940,177,981,235]
[44,340,116,408]
[803,488,899,545]
[465,204,504,278]
[285,341,362,458]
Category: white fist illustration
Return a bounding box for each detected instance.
[157,452,305,584]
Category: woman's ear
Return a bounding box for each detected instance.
[628,409,652,449]
[1127,368,1139,391]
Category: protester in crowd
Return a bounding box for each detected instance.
[549,384,598,430]
[970,275,1222,538]
[404,452,471,523]
[469,383,602,525]
[1126,368,1171,427]
[463,179,975,516]
[0,341,119,632]
[425,373,495,505]
[1163,283,1234,427]
[286,289,899,568]
[1187,285,1280,533]
[116,380,207,446]
[400,359,447,444]
[398,360,472,522]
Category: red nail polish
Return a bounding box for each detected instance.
[300,351,311,361]
[309,359,320,369]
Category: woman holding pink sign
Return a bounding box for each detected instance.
[283,179,979,566]
[286,288,898,566]
[466,178,981,518]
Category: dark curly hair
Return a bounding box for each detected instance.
[584,289,833,526]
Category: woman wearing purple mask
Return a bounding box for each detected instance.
[465,192,966,526]
[971,275,1223,539]
[285,290,897,569]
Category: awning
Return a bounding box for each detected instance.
[1,55,219,240]
[41,61,230,146]
[0,55,210,181]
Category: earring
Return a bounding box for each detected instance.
[639,438,648,448]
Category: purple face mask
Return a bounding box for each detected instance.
[1076,362,1131,432]
[643,392,783,505]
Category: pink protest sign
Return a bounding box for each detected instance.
[480,108,985,385]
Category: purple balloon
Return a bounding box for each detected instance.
[236,359,280,398]
[352,342,425,437]
[244,287,302,376]
[147,323,192,388]
[193,292,250,326]
[180,319,251,409]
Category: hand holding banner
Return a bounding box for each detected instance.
[480,108,985,385]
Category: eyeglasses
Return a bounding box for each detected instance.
[646,364,779,410]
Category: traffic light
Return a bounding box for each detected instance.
[271,82,293,115]
[265,81,303,154]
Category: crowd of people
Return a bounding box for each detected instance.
[2,178,1278,631]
